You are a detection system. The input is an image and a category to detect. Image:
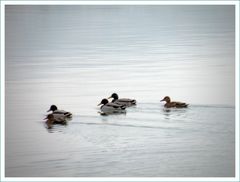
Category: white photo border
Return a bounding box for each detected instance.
[1,1,239,181]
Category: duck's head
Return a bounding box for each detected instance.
[108,93,119,100]
[97,98,109,106]
[160,96,171,103]
[47,105,58,112]
[44,114,54,121]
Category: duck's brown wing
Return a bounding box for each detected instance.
[175,102,188,108]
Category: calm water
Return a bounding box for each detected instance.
[5,5,235,177]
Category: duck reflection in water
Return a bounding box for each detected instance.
[162,106,188,120]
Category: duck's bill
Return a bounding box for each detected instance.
[107,96,112,99]
[98,111,108,116]
[97,103,101,106]
[47,109,51,112]
[160,99,164,102]
[43,116,48,120]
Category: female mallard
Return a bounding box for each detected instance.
[98,98,126,115]
[108,93,136,107]
[44,113,67,129]
[160,96,188,108]
[47,105,72,118]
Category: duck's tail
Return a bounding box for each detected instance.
[131,100,137,105]
[64,112,72,117]
[121,105,127,110]
[176,103,188,108]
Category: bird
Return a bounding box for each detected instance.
[97,98,126,115]
[160,96,188,108]
[47,105,72,118]
[108,93,136,107]
[44,113,67,129]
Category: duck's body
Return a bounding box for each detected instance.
[44,114,67,129]
[98,98,126,115]
[108,93,136,107]
[51,113,68,123]
[160,96,188,108]
[47,105,72,118]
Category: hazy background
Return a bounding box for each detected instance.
[5,5,235,177]
[6,5,235,106]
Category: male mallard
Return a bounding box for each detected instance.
[47,105,72,118]
[108,93,136,107]
[160,96,188,108]
[98,98,126,115]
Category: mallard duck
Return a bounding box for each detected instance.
[47,105,72,118]
[160,96,188,108]
[98,98,126,115]
[108,93,136,107]
[44,114,67,129]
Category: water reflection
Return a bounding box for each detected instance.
[44,123,68,133]
[162,107,188,120]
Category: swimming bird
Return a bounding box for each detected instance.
[47,105,72,118]
[108,93,136,107]
[160,96,188,108]
[44,113,67,129]
[98,98,126,115]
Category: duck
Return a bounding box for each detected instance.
[44,114,67,129]
[97,98,126,115]
[160,96,188,108]
[47,105,72,118]
[108,93,136,107]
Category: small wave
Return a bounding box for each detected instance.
[72,120,184,131]
[189,104,235,109]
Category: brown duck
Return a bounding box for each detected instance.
[44,113,67,129]
[160,96,188,108]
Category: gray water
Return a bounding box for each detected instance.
[5,5,235,177]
